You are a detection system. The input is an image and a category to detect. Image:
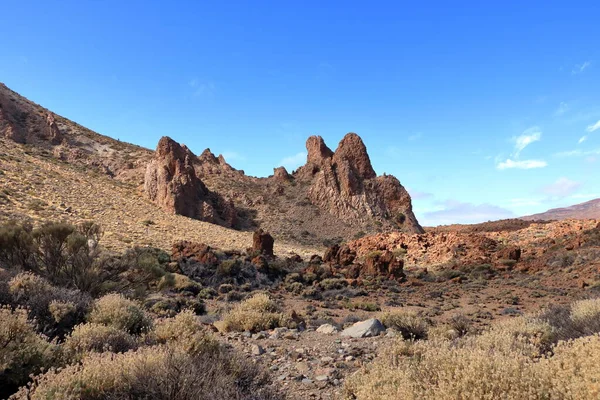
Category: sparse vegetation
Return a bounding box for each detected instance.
[380,310,429,340]
[217,293,290,332]
[345,310,600,400]
[88,293,152,334]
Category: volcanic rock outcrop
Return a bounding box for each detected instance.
[0,85,64,145]
[297,133,423,233]
[144,136,238,228]
[252,229,275,256]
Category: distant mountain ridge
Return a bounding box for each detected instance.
[522,198,600,221]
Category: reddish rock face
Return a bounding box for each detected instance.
[323,244,356,266]
[297,133,424,234]
[306,135,334,167]
[144,136,238,227]
[363,251,405,280]
[273,166,291,181]
[252,229,274,256]
[171,241,219,266]
[45,113,63,144]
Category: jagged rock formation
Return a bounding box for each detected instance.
[144,136,238,228]
[252,228,275,256]
[297,133,423,234]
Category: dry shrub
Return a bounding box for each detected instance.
[0,307,55,397]
[63,322,137,360]
[380,311,429,340]
[15,345,281,400]
[570,298,600,325]
[219,293,288,333]
[153,309,218,355]
[88,293,152,334]
[344,316,600,400]
[537,298,600,342]
[8,272,90,338]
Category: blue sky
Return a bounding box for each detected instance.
[2,1,599,226]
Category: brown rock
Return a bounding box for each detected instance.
[144,136,238,227]
[306,135,334,167]
[273,166,292,181]
[45,113,63,144]
[252,229,274,256]
[333,132,376,179]
[323,244,356,266]
[363,251,405,280]
[251,255,269,272]
[171,241,219,266]
[497,246,521,262]
[297,133,423,233]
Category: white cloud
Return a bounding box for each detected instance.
[555,148,600,157]
[572,61,591,75]
[555,102,569,116]
[579,136,588,144]
[497,159,548,170]
[586,120,600,132]
[541,177,582,198]
[570,193,600,200]
[513,127,542,157]
[279,152,307,171]
[508,198,542,207]
[408,189,433,200]
[420,200,515,226]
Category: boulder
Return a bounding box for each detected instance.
[341,318,385,338]
[363,251,405,280]
[273,166,292,181]
[316,324,339,334]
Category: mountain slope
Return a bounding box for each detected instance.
[0,82,422,250]
[522,198,600,221]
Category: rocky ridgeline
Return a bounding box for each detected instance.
[143,132,423,236]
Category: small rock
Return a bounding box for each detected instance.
[316,324,340,334]
[251,344,265,356]
[284,331,299,340]
[315,375,329,382]
[340,318,385,338]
